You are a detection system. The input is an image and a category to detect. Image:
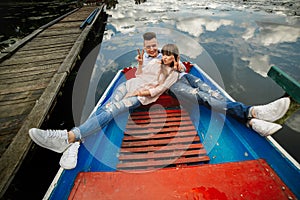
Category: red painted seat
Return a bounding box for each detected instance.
[69,159,296,200]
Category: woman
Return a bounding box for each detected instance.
[28,44,180,168]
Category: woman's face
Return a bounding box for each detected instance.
[162,53,175,66]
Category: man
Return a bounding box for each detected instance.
[137,32,290,137]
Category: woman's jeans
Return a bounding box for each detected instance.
[168,74,251,123]
[72,82,141,140]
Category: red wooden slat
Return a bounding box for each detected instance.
[117,156,210,169]
[124,126,196,135]
[127,116,191,125]
[123,130,198,141]
[121,136,200,148]
[126,120,193,129]
[130,109,185,116]
[119,149,207,160]
[120,143,204,153]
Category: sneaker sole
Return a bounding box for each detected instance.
[265,124,282,136]
[29,129,67,153]
[59,161,77,170]
[59,143,79,169]
[59,162,77,170]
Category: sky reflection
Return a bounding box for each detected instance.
[100,0,300,105]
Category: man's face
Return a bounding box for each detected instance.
[144,38,158,58]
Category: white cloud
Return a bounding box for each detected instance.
[176,17,233,37]
[242,26,256,41]
[205,19,233,31]
[241,55,270,77]
[257,23,300,46]
[176,18,205,37]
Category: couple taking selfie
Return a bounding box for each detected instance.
[29,32,290,169]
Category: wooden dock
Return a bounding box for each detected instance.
[0,5,106,197]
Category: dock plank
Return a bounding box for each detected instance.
[0,53,67,66]
[25,35,79,46]
[0,101,36,119]
[0,62,61,75]
[0,71,55,85]
[0,66,57,81]
[14,45,73,57]
[0,5,105,197]
[38,28,82,37]
[0,90,43,105]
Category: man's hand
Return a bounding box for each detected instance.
[136,48,144,67]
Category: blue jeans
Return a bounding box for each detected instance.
[168,74,251,123]
[72,82,141,140]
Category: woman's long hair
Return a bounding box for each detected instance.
[159,44,179,82]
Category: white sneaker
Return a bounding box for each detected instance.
[60,142,80,170]
[252,97,290,122]
[29,128,70,153]
[250,119,282,137]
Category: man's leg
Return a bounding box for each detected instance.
[169,78,251,123]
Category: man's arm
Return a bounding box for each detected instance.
[136,49,144,75]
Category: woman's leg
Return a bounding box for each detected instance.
[72,95,141,140]
[184,73,225,100]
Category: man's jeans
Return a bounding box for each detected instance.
[168,74,251,123]
[72,82,141,140]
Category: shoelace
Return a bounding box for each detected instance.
[47,130,66,139]
[256,105,275,118]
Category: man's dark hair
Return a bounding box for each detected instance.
[143,32,157,41]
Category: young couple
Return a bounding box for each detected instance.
[29,32,290,169]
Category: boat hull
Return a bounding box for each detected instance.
[45,63,300,199]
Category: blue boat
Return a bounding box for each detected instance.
[44,61,300,199]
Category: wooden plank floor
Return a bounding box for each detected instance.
[117,108,210,171]
[0,5,104,197]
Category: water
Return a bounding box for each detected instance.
[83,0,300,161]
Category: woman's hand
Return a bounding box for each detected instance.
[137,90,150,96]
[172,57,179,71]
[124,92,137,98]
[172,57,185,72]
[125,90,150,98]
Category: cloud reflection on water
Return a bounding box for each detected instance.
[256,22,300,46]
[101,0,300,103]
[176,17,234,37]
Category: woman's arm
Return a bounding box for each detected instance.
[149,71,179,97]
